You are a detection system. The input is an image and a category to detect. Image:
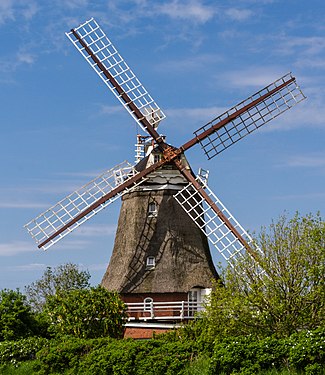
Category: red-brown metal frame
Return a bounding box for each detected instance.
[180,77,295,152]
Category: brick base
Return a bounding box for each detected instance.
[124,326,173,339]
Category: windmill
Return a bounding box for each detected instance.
[25,18,305,327]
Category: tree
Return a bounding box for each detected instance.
[204,212,325,339]
[0,289,38,341]
[44,286,127,339]
[25,263,91,312]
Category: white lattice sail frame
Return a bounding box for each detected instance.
[66,18,166,132]
[174,176,262,268]
[25,161,143,250]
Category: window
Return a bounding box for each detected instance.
[146,256,155,269]
[153,154,161,163]
[148,201,157,217]
[188,289,199,317]
[144,297,153,311]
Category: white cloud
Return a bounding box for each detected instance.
[279,36,325,57]
[156,0,215,23]
[0,241,35,256]
[166,106,225,122]
[0,0,38,25]
[0,201,49,209]
[76,224,117,237]
[294,57,325,70]
[224,8,253,21]
[52,239,91,251]
[22,1,38,20]
[0,0,15,25]
[0,49,36,74]
[55,0,89,10]
[98,105,124,115]
[11,263,47,271]
[217,67,286,89]
[263,100,325,131]
[285,153,325,168]
[17,51,35,65]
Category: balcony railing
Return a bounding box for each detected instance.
[126,301,204,321]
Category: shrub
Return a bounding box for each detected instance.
[33,336,199,375]
[0,289,39,341]
[288,328,325,373]
[209,328,325,375]
[0,337,48,366]
[44,286,127,339]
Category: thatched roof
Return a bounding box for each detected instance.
[101,185,218,294]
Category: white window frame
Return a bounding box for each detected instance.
[146,256,156,269]
[153,154,161,163]
[144,297,153,311]
[148,201,157,217]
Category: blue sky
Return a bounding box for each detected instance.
[0,0,324,290]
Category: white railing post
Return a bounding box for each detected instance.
[150,301,154,319]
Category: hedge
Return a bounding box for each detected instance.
[0,328,323,374]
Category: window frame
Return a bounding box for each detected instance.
[146,256,156,269]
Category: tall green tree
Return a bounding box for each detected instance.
[44,286,127,339]
[205,212,324,339]
[0,289,38,341]
[25,263,91,312]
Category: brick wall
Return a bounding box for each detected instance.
[121,292,187,304]
[124,326,171,339]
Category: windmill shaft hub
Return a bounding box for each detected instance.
[162,146,182,162]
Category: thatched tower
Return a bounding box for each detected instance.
[101,148,218,307]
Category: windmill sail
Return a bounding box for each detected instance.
[182,73,306,159]
[24,161,142,250]
[66,18,166,134]
[174,175,263,268]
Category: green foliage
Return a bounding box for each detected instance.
[158,318,213,353]
[34,336,102,374]
[0,289,39,341]
[288,328,325,372]
[0,361,37,375]
[209,327,325,375]
[182,355,210,375]
[34,336,200,375]
[25,263,91,312]
[43,286,127,339]
[0,337,48,365]
[205,212,325,339]
[0,328,323,374]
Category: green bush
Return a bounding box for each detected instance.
[0,337,48,366]
[0,289,39,341]
[288,328,325,373]
[33,336,199,375]
[209,328,325,375]
[0,361,37,375]
[34,336,107,374]
[44,286,127,339]
[0,327,323,374]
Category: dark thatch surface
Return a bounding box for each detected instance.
[101,187,218,294]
